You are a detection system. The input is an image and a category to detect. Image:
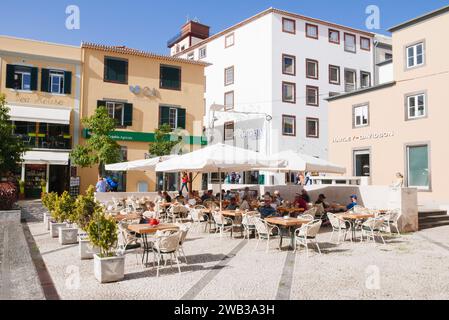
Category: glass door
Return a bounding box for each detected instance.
[353,149,371,177]
[406,145,430,190]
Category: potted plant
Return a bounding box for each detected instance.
[74,186,101,259]
[42,192,58,231]
[19,180,25,200]
[87,208,124,283]
[54,191,78,245]
[49,192,70,238]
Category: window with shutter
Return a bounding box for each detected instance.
[160,65,181,90]
[41,69,50,92]
[123,103,133,127]
[64,71,72,94]
[104,57,128,84]
[159,106,171,128]
[177,108,186,129]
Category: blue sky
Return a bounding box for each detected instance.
[1,0,448,55]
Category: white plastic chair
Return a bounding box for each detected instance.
[176,223,191,264]
[361,217,386,244]
[294,219,323,257]
[327,212,352,244]
[302,207,318,219]
[242,212,258,240]
[254,218,281,252]
[212,212,233,238]
[382,209,402,236]
[188,205,207,232]
[152,230,182,277]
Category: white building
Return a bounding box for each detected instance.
[170,8,390,185]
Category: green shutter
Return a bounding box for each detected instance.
[123,103,133,127]
[41,69,50,92]
[30,67,38,91]
[64,71,72,94]
[159,106,170,127]
[177,108,186,129]
[5,65,16,89]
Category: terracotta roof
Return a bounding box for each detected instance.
[82,42,210,66]
[174,7,374,57]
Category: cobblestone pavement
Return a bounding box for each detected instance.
[19,201,449,300]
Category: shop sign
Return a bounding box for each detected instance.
[333,131,394,143]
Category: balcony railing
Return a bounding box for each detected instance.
[15,134,72,150]
[167,32,183,48]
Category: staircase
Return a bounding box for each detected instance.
[419,209,449,230]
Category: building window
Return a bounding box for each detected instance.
[306,59,319,79]
[187,52,194,60]
[199,47,207,59]
[329,29,340,44]
[329,65,340,85]
[104,57,128,84]
[344,33,356,53]
[160,65,181,90]
[282,82,296,104]
[407,93,426,119]
[407,42,425,68]
[50,70,65,94]
[282,115,296,136]
[344,69,357,92]
[224,66,234,86]
[282,54,296,75]
[159,105,186,130]
[282,18,296,34]
[305,23,318,39]
[406,144,430,190]
[224,91,234,110]
[306,86,319,106]
[225,33,235,48]
[306,118,319,138]
[360,37,371,51]
[224,122,235,141]
[360,71,371,88]
[6,65,38,91]
[353,104,369,128]
[106,101,125,127]
[385,53,393,60]
[14,69,32,90]
[354,149,371,177]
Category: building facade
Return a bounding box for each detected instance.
[78,43,207,193]
[170,8,388,185]
[327,5,449,209]
[0,36,81,198]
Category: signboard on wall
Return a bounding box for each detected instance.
[332,131,394,144]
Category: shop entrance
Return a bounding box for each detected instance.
[49,165,70,195]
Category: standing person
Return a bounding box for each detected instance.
[298,172,305,186]
[95,176,108,193]
[305,172,312,186]
[180,172,189,194]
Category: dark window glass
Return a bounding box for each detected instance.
[104,57,128,83]
[160,65,181,90]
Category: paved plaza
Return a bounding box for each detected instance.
[2,201,449,300]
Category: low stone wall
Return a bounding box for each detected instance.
[94,192,160,204]
[0,210,21,224]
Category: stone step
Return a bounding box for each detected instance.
[419,215,449,223]
[418,210,448,218]
[419,220,449,230]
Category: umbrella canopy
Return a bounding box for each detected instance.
[263,150,346,174]
[105,156,175,172]
[155,143,284,173]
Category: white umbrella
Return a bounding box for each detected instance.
[155,143,285,211]
[263,150,346,174]
[105,155,176,172]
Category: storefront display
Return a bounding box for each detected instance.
[25,164,47,198]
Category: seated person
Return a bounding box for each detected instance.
[258,197,278,219]
[240,195,251,211]
[293,194,309,211]
[273,190,284,206]
[201,190,211,202]
[301,189,311,203]
[154,191,163,203]
[226,197,239,210]
[224,190,233,201]
[162,191,172,203]
[175,192,186,204]
[346,195,358,211]
[315,194,330,209]
[207,190,216,201]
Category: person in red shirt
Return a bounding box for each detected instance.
[180,172,189,194]
[293,194,309,211]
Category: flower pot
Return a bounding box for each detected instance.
[59,227,79,245]
[79,239,100,260]
[50,222,67,238]
[43,213,51,230]
[93,254,125,283]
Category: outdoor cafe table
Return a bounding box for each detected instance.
[277,207,305,217]
[336,213,375,242]
[113,213,142,222]
[265,217,312,250]
[127,223,180,266]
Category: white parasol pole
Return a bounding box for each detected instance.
[219,167,222,213]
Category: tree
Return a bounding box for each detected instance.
[149,124,183,157]
[70,106,121,176]
[0,94,28,177]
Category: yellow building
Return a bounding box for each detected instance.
[78,43,208,193]
[327,5,449,209]
[0,35,81,198]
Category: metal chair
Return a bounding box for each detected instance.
[294,219,323,257]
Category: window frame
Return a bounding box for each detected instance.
[224,91,235,111]
[306,85,319,107]
[160,64,182,91]
[224,121,235,141]
[306,59,319,80]
[405,92,427,120]
[282,81,296,104]
[328,29,340,44]
[282,54,296,76]
[104,56,129,85]
[106,101,126,127]
[305,23,319,40]
[14,70,32,91]
[224,66,235,86]
[329,65,341,85]
[282,17,296,34]
[344,68,357,92]
[360,71,371,88]
[406,41,425,69]
[360,37,371,51]
[405,143,431,191]
[225,33,235,48]
[306,117,319,138]
[199,47,207,59]
[344,33,357,53]
[352,103,370,128]
[282,115,296,137]
[49,70,65,94]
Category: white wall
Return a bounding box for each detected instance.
[378,61,394,84]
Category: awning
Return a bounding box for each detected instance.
[22,151,70,165]
[8,105,72,125]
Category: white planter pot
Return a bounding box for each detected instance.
[50,222,67,238]
[59,228,79,245]
[44,214,52,231]
[94,254,125,283]
[79,239,100,260]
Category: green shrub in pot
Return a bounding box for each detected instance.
[74,185,100,232]
[87,207,118,258]
[53,191,75,224]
